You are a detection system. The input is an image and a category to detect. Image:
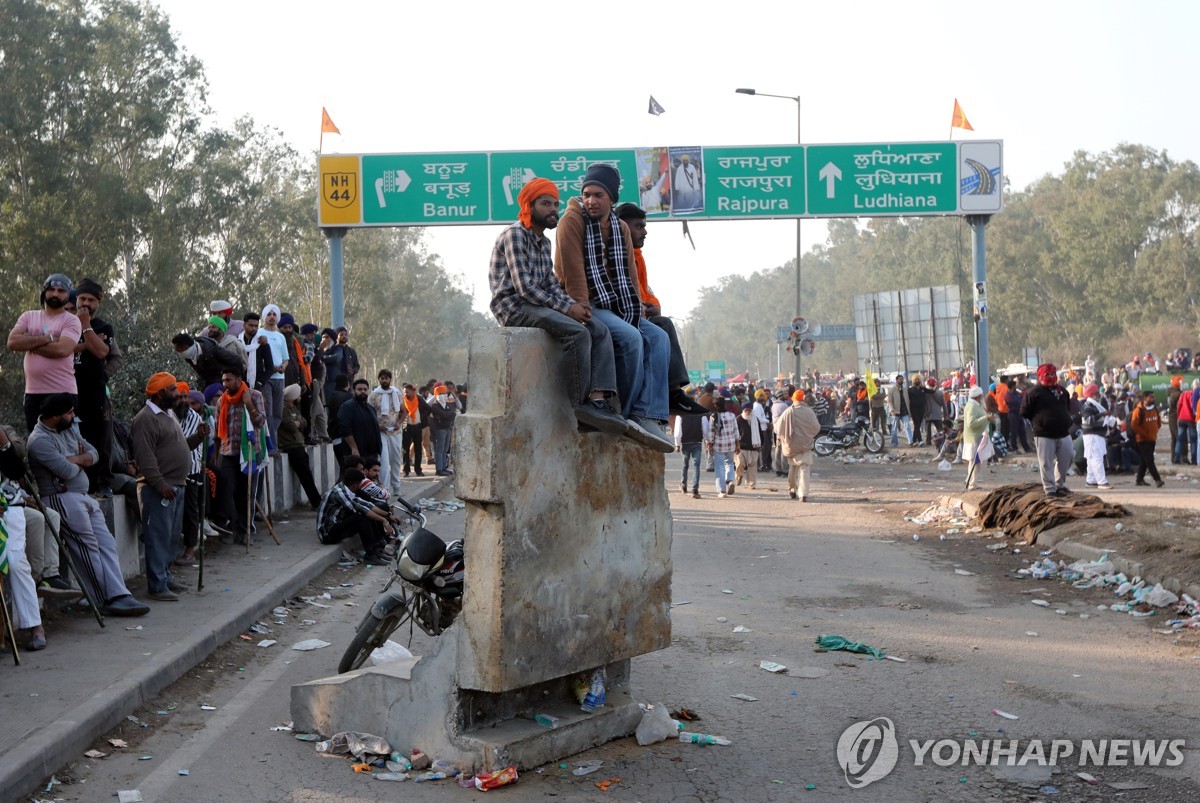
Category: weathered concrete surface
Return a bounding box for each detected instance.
[291,327,673,769]
[454,327,672,692]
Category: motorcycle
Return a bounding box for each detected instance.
[813,415,884,456]
[337,499,465,674]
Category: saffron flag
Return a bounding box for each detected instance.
[951,99,973,131]
[648,96,666,116]
[240,407,271,476]
[865,368,878,398]
[321,107,341,135]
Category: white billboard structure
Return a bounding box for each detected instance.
[854,285,965,377]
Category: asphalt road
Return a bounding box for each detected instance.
[48,451,1200,802]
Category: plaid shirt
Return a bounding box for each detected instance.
[489,222,574,325]
[708,411,739,453]
[217,389,266,456]
[316,482,377,541]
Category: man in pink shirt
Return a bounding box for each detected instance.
[7,274,82,431]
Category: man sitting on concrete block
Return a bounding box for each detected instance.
[488,177,631,440]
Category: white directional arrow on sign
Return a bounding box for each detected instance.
[374,170,412,208]
[818,162,842,199]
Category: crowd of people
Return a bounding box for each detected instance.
[2,272,464,654]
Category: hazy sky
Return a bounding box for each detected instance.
[154,0,1200,321]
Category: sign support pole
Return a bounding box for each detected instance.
[324,227,348,328]
[967,215,991,386]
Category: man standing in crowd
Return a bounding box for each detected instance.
[1006,377,1033,453]
[327,374,353,464]
[735,402,761,490]
[73,278,123,497]
[301,323,328,442]
[1021,364,1074,498]
[1167,375,1183,463]
[203,307,245,362]
[887,373,912,446]
[771,390,791,476]
[488,177,628,436]
[336,327,360,385]
[428,385,457,476]
[176,389,211,566]
[1175,376,1195,465]
[279,314,312,437]
[774,389,821,501]
[961,385,989,489]
[1130,390,1165,488]
[259,305,289,451]
[1079,383,1115,490]
[321,328,347,397]
[339,378,382,462]
[131,373,192,602]
[674,400,709,498]
[27,394,149,616]
[554,164,673,452]
[708,399,740,498]
[369,369,405,496]
[8,273,82,432]
[209,299,243,340]
[400,383,430,478]
[213,369,267,545]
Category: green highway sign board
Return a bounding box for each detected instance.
[687,369,702,387]
[489,150,637,222]
[318,141,1002,227]
[704,360,726,382]
[805,143,956,216]
[701,146,805,218]
[361,153,490,225]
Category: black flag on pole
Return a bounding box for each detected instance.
[648,96,666,116]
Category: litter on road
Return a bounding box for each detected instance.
[291,639,331,651]
[815,634,886,659]
[992,709,1019,720]
[759,661,788,673]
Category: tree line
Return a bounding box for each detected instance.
[681,143,1200,382]
[0,0,488,424]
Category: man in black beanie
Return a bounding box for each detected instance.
[553,164,674,453]
[73,278,123,497]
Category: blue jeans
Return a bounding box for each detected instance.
[1176,421,1197,464]
[505,302,617,402]
[714,451,735,493]
[139,483,185,594]
[891,414,912,446]
[680,442,702,491]
[432,427,451,474]
[592,310,669,421]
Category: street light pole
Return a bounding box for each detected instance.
[736,88,802,384]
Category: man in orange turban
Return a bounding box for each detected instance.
[131,371,193,601]
[488,177,626,437]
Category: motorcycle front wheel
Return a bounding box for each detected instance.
[813,436,839,457]
[337,605,414,674]
[862,429,884,453]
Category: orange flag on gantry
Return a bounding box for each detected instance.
[950,99,973,131]
[321,107,341,135]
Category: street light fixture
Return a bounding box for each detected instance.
[735,87,803,384]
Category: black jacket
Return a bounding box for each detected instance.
[189,336,245,389]
[1021,383,1073,439]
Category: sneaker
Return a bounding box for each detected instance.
[623,416,674,453]
[1135,480,1148,487]
[207,518,233,537]
[788,490,798,500]
[692,490,700,499]
[680,483,688,495]
[717,491,727,498]
[1085,481,1098,487]
[167,581,191,593]
[148,589,180,602]
[1155,479,1166,488]
[37,578,83,600]
[202,520,219,538]
[1055,487,1071,496]
[726,482,735,496]
[1096,483,1112,490]
[574,399,628,435]
[668,389,709,417]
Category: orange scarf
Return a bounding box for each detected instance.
[217,381,247,443]
[289,334,312,387]
[403,393,420,424]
